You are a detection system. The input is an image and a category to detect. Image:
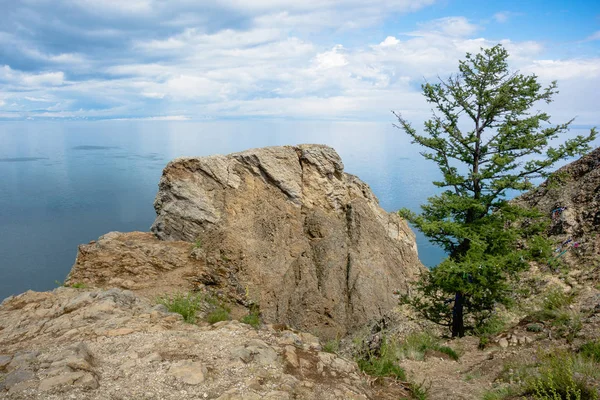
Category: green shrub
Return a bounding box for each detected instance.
[523,351,599,400]
[156,292,202,324]
[552,310,582,343]
[356,338,405,380]
[437,345,459,361]
[579,341,600,363]
[410,380,430,400]
[475,314,506,349]
[401,332,437,361]
[240,305,261,329]
[206,307,230,324]
[204,297,231,324]
[323,339,340,354]
[475,314,506,337]
[543,288,573,312]
[527,323,544,332]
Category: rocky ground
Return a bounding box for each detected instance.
[0,287,411,399]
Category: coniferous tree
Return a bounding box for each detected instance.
[394,44,597,337]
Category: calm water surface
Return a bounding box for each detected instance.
[8,119,575,300]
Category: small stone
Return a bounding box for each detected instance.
[8,379,37,393]
[7,351,39,371]
[106,328,135,337]
[39,371,85,392]
[284,346,299,368]
[264,391,291,400]
[143,352,163,363]
[76,372,100,390]
[230,346,253,363]
[0,355,12,371]
[120,359,137,370]
[498,338,509,348]
[168,360,207,385]
[331,357,354,374]
[1,369,35,390]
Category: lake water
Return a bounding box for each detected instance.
[1,120,593,301]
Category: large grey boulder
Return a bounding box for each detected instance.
[151,144,422,338]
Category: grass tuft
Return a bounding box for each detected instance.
[496,350,600,400]
[524,351,598,400]
[356,337,406,380]
[323,339,340,354]
[206,306,231,324]
[400,332,459,361]
[240,304,261,328]
[156,292,202,324]
[579,341,600,363]
[475,314,506,349]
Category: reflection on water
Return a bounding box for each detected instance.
[0,157,49,162]
[72,145,120,150]
[0,120,452,300]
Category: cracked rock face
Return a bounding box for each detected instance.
[151,144,422,338]
[517,146,600,269]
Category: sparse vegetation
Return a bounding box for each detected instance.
[410,380,431,400]
[528,287,582,342]
[355,337,406,380]
[204,295,231,324]
[206,306,231,324]
[55,280,88,289]
[524,351,598,400]
[156,292,202,324]
[400,332,459,361]
[543,287,574,312]
[481,386,518,400]
[475,314,507,349]
[494,350,600,400]
[579,341,600,363]
[193,237,202,249]
[240,304,261,328]
[323,338,341,354]
[527,323,544,333]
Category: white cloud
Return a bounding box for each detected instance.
[379,36,400,47]
[68,0,153,14]
[416,16,479,37]
[494,12,510,23]
[109,115,191,121]
[2,6,599,125]
[524,59,600,80]
[0,65,65,87]
[585,31,600,41]
[313,45,348,69]
[21,71,65,86]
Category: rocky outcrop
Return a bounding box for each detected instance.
[65,231,204,299]
[0,288,410,399]
[517,147,600,268]
[150,145,422,338]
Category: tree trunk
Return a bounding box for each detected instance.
[452,291,465,337]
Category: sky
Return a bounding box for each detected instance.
[0,0,599,124]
